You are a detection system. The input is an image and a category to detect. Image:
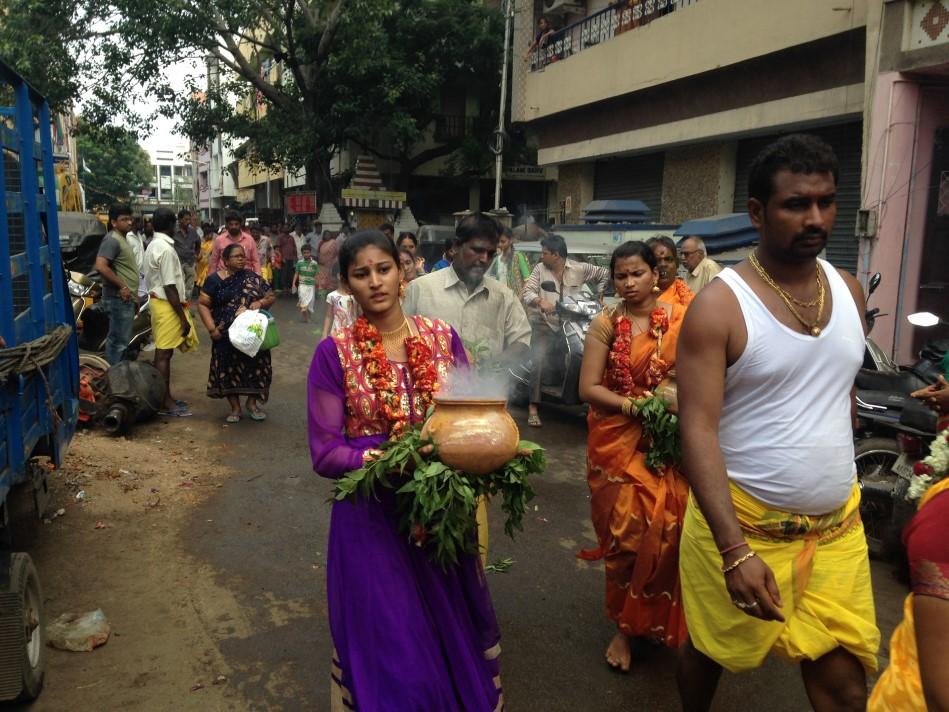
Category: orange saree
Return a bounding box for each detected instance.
[659,278,693,308]
[579,302,689,648]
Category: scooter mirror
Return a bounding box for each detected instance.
[540,280,557,293]
[867,273,881,296]
[907,311,941,327]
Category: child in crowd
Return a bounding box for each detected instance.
[321,282,359,339]
[292,244,320,323]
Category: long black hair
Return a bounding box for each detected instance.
[610,240,657,278]
[338,230,400,281]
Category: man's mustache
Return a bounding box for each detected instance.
[794,229,828,243]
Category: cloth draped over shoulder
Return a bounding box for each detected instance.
[579,302,690,648]
[307,315,504,712]
[869,477,949,711]
[680,481,879,673]
[658,278,693,307]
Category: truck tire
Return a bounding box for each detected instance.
[854,437,901,559]
[6,485,38,551]
[0,554,46,702]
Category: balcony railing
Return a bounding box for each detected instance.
[434,114,476,142]
[529,0,698,72]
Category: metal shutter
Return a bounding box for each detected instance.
[733,122,862,273]
[594,153,665,221]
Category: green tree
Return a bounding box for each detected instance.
[1,0,506,200]
[75,121,154,209]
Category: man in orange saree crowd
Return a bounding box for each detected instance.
[675,134,879,712]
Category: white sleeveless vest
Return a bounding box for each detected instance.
[716,259,864,515]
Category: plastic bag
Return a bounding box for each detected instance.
[47,609,111,652]
[228,309,269,357]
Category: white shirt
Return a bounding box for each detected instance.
[716,261,864,514]
[144,232,186,301]
[402,267,531,360]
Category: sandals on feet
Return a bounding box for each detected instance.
[247,408,267,422]
[527,413,542,428]
[225,413,241,423]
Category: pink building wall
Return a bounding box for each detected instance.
[861,72,949,362]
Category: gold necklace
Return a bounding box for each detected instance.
[749,252,826,337]
[380,318,411,355]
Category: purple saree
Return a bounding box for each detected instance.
[307,317,503,712]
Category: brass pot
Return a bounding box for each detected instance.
[421,398,520,475]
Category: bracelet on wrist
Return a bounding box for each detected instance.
[718,541,749,557]
[721,549,757,575]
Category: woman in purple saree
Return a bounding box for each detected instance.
[307,230,503,712]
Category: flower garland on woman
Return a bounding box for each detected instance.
[306,230,503,712]
[577,239,690,673]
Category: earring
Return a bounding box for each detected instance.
[399,282,406,300]
[652,283,661,294]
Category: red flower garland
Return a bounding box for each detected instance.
[352,316,440,437]
[607,307,671,397]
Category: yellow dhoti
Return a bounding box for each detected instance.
[150,298,199,352]
[679,482,879,673]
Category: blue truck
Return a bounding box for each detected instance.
[0,60,81,700]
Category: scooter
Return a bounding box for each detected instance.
[854,307,946,558]
[69,271,153,361]
[509,281,602,407]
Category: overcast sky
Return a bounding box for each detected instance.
[140,58,205,156]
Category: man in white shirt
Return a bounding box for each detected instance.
[403,213,531,366]
[521,233,609,426]
[679,236,722,294]
[144,207,198,417]
[676,134,877,711]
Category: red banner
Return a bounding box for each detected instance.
[286,192,319,215]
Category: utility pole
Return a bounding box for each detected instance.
[493,0,514,210]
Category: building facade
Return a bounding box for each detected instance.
[512,0,949,360]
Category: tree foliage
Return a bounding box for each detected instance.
[75,121,154,209]
[1,0,508,198]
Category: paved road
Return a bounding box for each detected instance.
[182,296,904,711]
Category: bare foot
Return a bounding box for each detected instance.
[605,631,631,672]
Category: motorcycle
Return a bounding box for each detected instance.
[509,280,602,407]
[854,304,947,558]
[69,271,153,361]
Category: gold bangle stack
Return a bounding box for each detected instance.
[721,550,757,575]
[620,397,639,417]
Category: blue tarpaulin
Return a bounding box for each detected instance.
[674,213,758,254]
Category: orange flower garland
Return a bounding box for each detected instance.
[608,307,671,397]
[673,279,694,306]
[352,316,439,437]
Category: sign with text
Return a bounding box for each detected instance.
[341,189,407,202]
[286,192,319,215]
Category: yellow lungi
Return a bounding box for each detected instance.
[150,298,199,352]
[679,482,879,673]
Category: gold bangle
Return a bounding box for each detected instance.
[621,397,639,417]
[721,550,757,575]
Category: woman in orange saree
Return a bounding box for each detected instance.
[647,235,693,307]
[578,240,689,672]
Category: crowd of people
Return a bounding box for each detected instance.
[91,133,949,712]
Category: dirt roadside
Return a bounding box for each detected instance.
[19,416,254,711]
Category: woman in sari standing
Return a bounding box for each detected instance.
[197,243,276,423]
[316,231,339,299]
[195,230,215,289]
[487,226,531,297]
[647,235,693,307]
[307,230,503,712]
[578,240,689,672]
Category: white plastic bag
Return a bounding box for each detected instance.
[228,310,268,357]
[47,609,111,652]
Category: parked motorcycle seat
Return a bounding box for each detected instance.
[854,368,928,395]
